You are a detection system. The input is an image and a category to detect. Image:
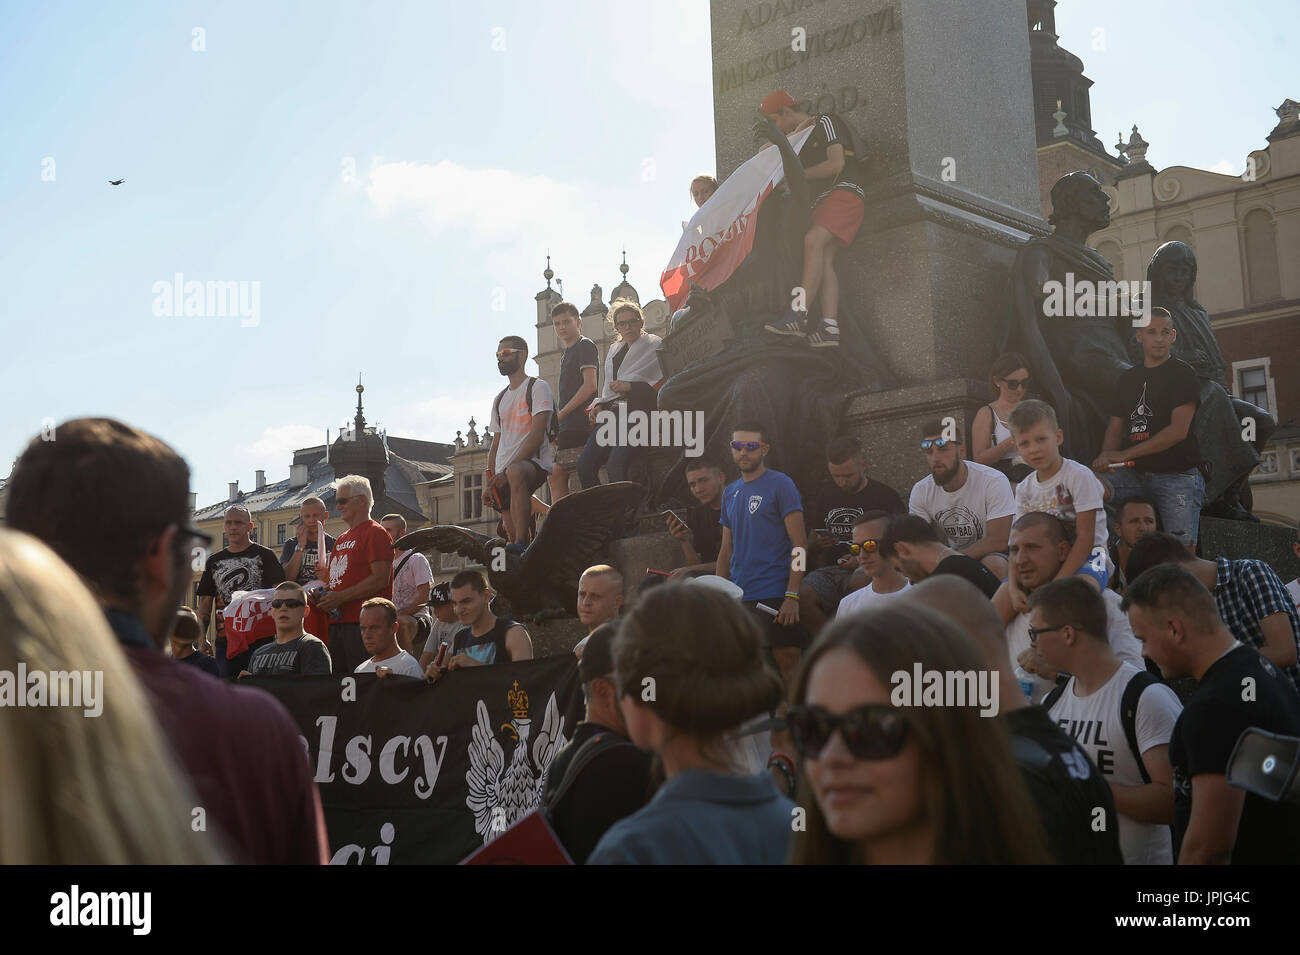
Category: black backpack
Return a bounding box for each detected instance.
[542,731,637,814]
[1042,669,1160,783]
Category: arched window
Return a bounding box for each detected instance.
[1243,209,1282,303]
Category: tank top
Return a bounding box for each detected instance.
[451,616,515,665]
[988,404,1026,465]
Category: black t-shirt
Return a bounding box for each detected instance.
[177,649,220,677]
[557,337,599,438]
[1109,358,1201,473]
[280,534,337,586]
[797,112,864,202]
[543,722,653,865]
[686,503,722,564]
[1169,644,1300,864]
[246,635,332,676]
[810,478,904,563]
[933,554,1001,599]
[1003,707,1124,865]
[198,543,286,602]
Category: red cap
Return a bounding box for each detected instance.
[760,90,799,115]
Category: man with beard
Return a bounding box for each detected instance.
[486,335,554,552]
[907,420,1015,579]
[197,504,286,677]
[715,421,808,692]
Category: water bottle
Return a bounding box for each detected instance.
[318,588,342,621]
[1014,666,1035,703]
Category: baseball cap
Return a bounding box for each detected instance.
[430,582,452,606]
[578,621,620,684]
[760,90,806,115]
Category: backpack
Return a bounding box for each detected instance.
[1042,669,1159,783]
[542,731,638,814]
[493,376,537,428]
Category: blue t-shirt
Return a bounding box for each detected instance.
[720,468,803,601]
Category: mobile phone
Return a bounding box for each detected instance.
[664,509,684,524]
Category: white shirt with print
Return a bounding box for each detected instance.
[1015,459,1110,562]
[355,651,425,679]
[909,461,1016,552]
[1047,662,1182,865]
[836,579,911,618]
[491,377,555,473]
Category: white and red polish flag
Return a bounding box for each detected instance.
[660,125,815,311]
[223,581,325,657]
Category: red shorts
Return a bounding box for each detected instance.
[811,189,865,247]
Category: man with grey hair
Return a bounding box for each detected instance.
[197,503,286,677]
[313,475,393,673]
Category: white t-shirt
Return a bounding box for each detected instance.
[1015,459,1110,560]
[909,461,1016,552]
[490,376,555,473]
[836,578,911,617]
[355,651,424,678]
[1047,662,1182,865]
[1007,588,1144,703]
[392,549,434,618]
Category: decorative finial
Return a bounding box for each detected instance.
[619,249,629,278]
[1124,125,1149,164]
[1052,100,1068,137]
[543,251,553,288]
[354,374,366,432]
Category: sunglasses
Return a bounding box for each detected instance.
[270,599,306,609]
[614,319,640,329]
[335,496,353,506]
[1027,623,1066,644]
[1000,377,1031,390]
[495,349,524,360]
[846,539,879,555]
[919,438,952,450]
[787,704,909,761]
[730,440,768,452]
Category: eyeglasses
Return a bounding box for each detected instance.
[846,539,879,555]
[495,348,523,359]
[919,438,952,450]
[1027,623,1067,644]
[335,496,353,507]
[270,599,306,609]
[1000,377,1030,391]
[614,319,640,329]
[178,524,213,547]
[730,440,768,452]
[787,704,909,761]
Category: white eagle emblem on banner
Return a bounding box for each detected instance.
[748,495,762,515]
[465,681,567,843]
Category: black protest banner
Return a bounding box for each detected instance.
[250,654,584,864]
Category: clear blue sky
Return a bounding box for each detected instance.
[2,0,1292,506]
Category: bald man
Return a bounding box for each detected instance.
[903,576,1122,865]
[573,565,624,660]
[196,504,286,678]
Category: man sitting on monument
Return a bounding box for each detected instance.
[667,458,726,578]
[907,420,1016,580]
[797,435,904,635]
[756,90,865,349]
[1092,307,1205,547]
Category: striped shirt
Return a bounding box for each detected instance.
[1213,557,1300,691]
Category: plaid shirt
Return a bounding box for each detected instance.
[1214,557,1300,690]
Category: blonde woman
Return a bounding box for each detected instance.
[0,528,224,864]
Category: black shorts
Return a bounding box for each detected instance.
[491,459,549,511]
[746,599,811,651]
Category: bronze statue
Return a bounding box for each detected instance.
[1146,241,1274,519]
[999,171,1132,463]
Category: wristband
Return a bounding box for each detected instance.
[767,752,797,796]
[784,591,799,601]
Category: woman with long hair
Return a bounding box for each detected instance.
[0,528,224,863]
[588,583,790,864]
[788,601,1051,864]
[970,351,1033,483]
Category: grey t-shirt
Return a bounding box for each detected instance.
[247,634,332,675]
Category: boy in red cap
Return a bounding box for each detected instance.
[757,90,865,348]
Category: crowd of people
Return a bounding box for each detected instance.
[2,87,1297,867]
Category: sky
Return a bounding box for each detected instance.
[2,0,1293,507]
